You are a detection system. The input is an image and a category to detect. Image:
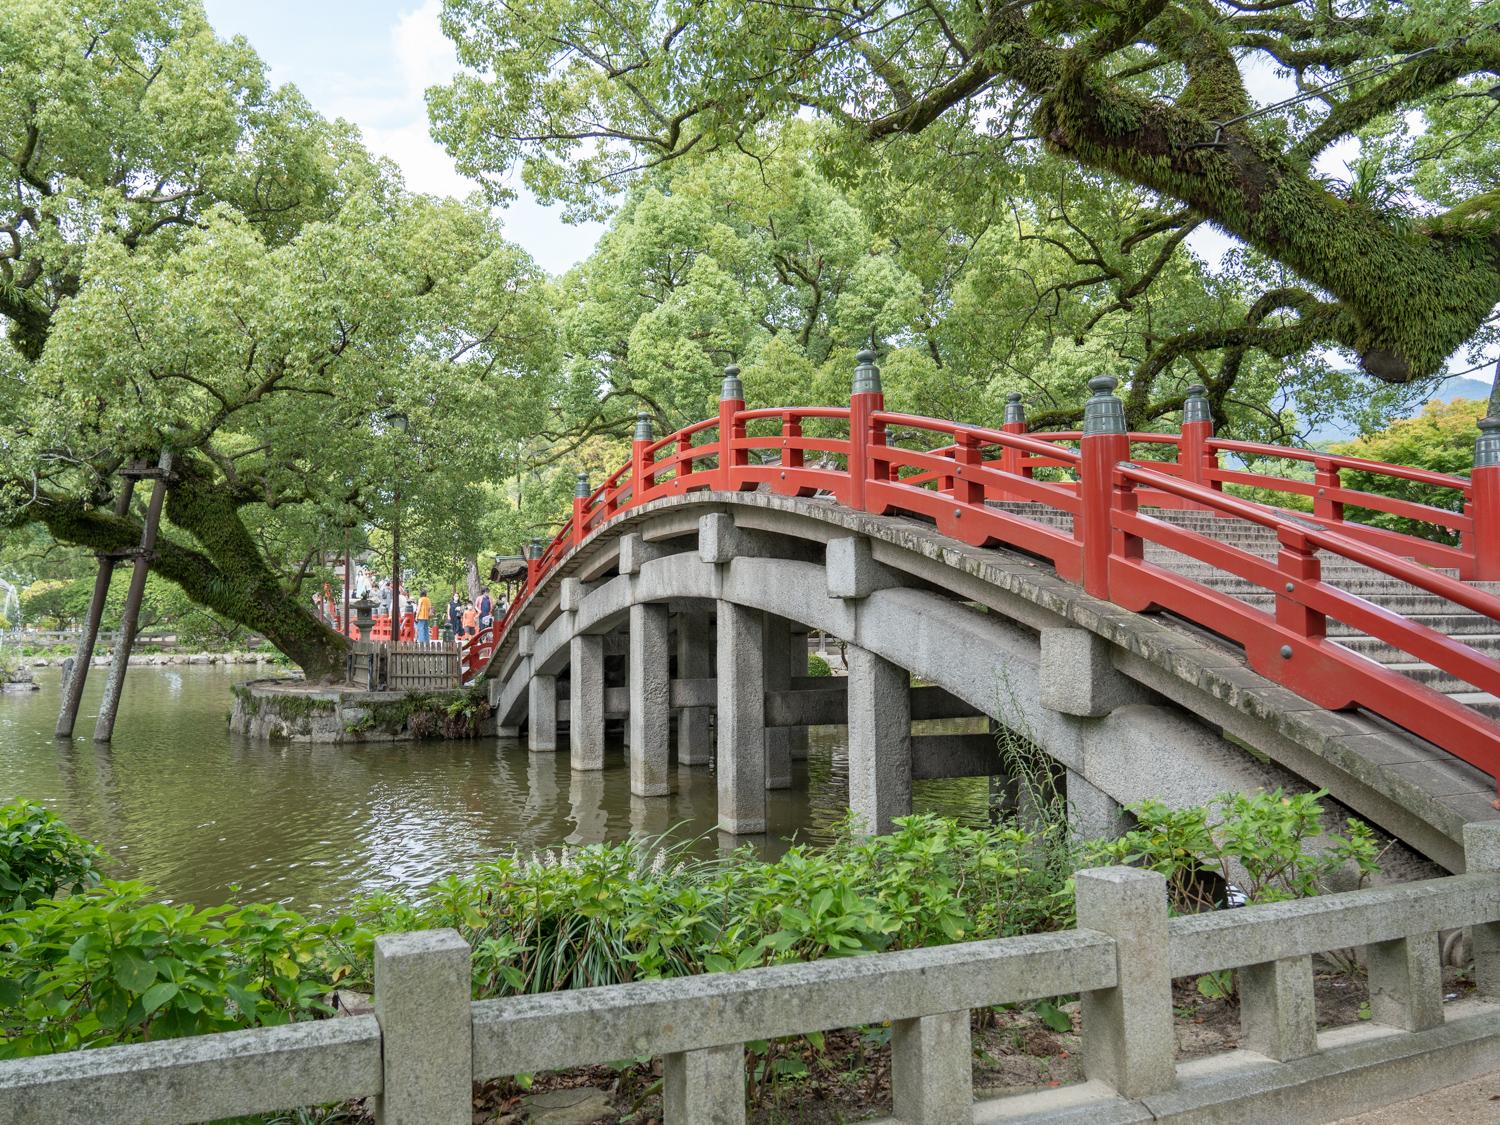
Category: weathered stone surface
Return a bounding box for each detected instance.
[1039,627,1145,717]
[716,601,766,833]
[847,645,911,834]
[528,673,558,753]
[373,929,471,1125]
[663,1045,744,1125]
[629,602,671,797]
[569,633,605,771]
[521,1086,615,1125]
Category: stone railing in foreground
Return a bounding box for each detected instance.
[7,825,1500,1125]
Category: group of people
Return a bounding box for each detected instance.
[363,580,506,644]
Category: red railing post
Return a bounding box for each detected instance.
[1471,416,1500,579]
[718,365,747,491]
[849,348,885,513]
[525,536,542,590]
[676,430,695,491]
[572,472,590,545]
[1276,526,1325,641]
[631,412,654,509]
[1079,376,1130,599]
[1312,456,1343,524]
[1000,393,1029,484]
[1180,383,1214,488]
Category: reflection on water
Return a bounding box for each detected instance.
[0,667,988,912]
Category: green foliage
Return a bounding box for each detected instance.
[0,883,347,1057]
[806,653,832,678]
[1091,790,1381,913]
[1332,398,1486,544]
[0,801,103,911]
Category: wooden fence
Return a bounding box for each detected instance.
[347,640,459,691]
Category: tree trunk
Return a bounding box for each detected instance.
[29,457,349,682]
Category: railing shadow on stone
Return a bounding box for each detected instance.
[5,822,1500,1124]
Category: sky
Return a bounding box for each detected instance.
[200,0,605,276]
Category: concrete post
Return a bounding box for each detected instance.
[528,673,557,753]
[788,628,810,761]
[1075,866,1175,1098]
[663,1043,744,1125]
[1039,628,1142,717]
[716,600,766,834]
[891,1010,972,1125]
[1463,821,1500,998]
[1239,956,1318,1061]
[630,602,672,797]
[569,633,605,770]
[1367,932,1443,1031]
[763,614,793,790]
[847,645,911,834]
[676,610,714,766]
[373,930,472,1125]
[1066,769,1129,841]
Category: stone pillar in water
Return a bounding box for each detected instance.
[527,673,557,753]
[715,600,766,834]
[675,609,714,766]
[847,645,912,835]
[762,614,793,790]
[569,633,605,770]
[629,602,671,797]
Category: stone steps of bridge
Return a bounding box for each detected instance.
[980,499,1499,719]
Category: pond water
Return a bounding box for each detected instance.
[0,666,989,913]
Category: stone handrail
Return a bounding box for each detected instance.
[5,823,1500,1123]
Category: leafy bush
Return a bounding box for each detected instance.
[1089,789,1380,911]
[806,652,831,677]
[0,883,347,1057]
[0,801,104,910]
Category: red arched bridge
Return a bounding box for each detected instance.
[453,354,1500,868]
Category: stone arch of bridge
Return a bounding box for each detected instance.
[487,501,1367,857]
[483,492,1486,870]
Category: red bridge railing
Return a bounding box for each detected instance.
[460,357,1500,790]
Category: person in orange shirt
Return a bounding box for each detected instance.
[415,588,432,643]
[461,603,479,638]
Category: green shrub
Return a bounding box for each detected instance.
[0,801,104,911]
[806,653,831,677]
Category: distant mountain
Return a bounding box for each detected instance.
[1304,374,1493,446]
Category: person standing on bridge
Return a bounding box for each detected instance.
[462,601,478,637]
[478,587,493,629]
[415,588,432,643]
[447,593,462,640]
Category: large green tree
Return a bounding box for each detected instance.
[431,0,1500,388]
[0,0,557,679]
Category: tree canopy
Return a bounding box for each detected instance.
[1,0,558,678]
[431,0,1500,388]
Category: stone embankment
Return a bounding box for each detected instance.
[24,650,276,669]
[230,678,494,743]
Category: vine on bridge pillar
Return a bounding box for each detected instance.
[1471,416,1500,580]
[1079,377,1129,600]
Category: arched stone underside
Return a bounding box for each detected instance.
[486,491,1494,872]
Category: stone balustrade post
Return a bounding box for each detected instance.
[1239,956,1317,1061]
[1075,866,1175,1098]
[663,1043,745,1125]
[373,930,472,1125]
[891,1010,972,1124]
[1366,932,1443,1031]
[1464,821,1500,998]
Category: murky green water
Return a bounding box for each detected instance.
[0,666,988,913]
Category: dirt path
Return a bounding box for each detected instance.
[1331,1073,1500,1123]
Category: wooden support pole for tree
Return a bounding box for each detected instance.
[55,471,140,738]
[93,451,173,743]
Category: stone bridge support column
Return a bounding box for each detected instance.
[675,609,714,766]
[763,614,794,790]
[569,633,605,770]
[630,602,671,797]
[1041,627,1146,839]
[717,599,766,834]
[788,627,810,761]
[520,624,558,753]
[847,645,911,835]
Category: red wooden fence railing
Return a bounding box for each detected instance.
[458,357,1500,791]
